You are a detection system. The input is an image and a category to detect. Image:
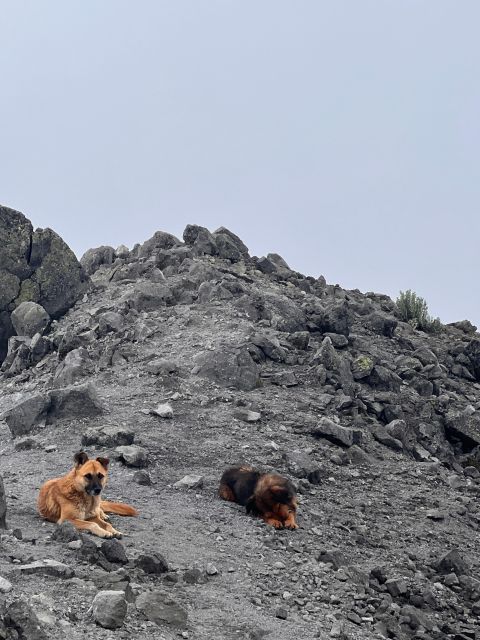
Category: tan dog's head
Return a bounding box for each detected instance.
[73,451,109,497]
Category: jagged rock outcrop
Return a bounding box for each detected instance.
[0,205,88,360]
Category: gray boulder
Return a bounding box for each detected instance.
[0,392,50,437]
[92,590,127,629]
[465,339,480,381]
[213,227,249,258]
[80,246,116,275]
[351,355,374,380]
[98,311,124,336]
[136,230,180,258]
[213,232,244,261]
[136,591,188,629]
[47,383,103,421]
[11,301,50,337]
[193,345,259,391]
[183,224,217,256]
[4,599,49,640]
[53,347,93,387]
[124,282,172,311]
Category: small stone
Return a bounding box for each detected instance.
[92,590,127,629]
[426,510,446,521]
[68,540,82,550]
[206,563,218,576]
[183,568,206,584]
[151,403,174,419]
[174,475,204,489]
[0,576,13,592]
[443,573,459,586]
[316,550,346,570]
[385,578,408,597]
[51,522,80,543]
[275,606,288,620]
[233,408,261,423]
[115,445,149,468]
[271,371,298,387]
[145,359,178,375]
[44,444,57,453]
[101,539,128,564]
[135,553,169,574]
[133,470,152,486]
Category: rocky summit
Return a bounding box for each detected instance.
[0,206,479,640]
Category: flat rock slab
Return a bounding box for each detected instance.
[151,403,174,419]
[174,474,204,489]
[311,418,362,447]
[19,559,74,579]
[233,409,261,423]
[136,590,188,628]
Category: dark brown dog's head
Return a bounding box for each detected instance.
[266,475,297,514]
[73,451,109,497]
[249,473,298,518]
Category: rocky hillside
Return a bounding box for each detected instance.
[0,207,479,640]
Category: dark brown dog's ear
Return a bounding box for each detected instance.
[74,451,89,467]
[96,457,109,470]
[270,485,290,502]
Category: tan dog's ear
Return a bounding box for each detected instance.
[74,451,89,467]
[96,457,109,469]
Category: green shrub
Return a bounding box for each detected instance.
[395,290,442,333]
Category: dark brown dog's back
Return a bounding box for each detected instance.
[219,465,260,506]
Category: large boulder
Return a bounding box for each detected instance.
[193,345,260,391]
[465,339,480,381]
[213,227,249,260]
[47,383,104,422]
[80,246,116,275]
[0,392,50,438]
[183,225,217,256]
[0,206,88,360]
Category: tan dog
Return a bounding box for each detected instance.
[37,451,138,538]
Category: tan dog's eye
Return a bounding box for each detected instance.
[97,473,104,480]
[84,473,92,480]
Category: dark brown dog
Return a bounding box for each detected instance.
[219,465,298,529]
[37,451,138,538]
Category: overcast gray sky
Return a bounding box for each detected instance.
[1,2,479,325]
